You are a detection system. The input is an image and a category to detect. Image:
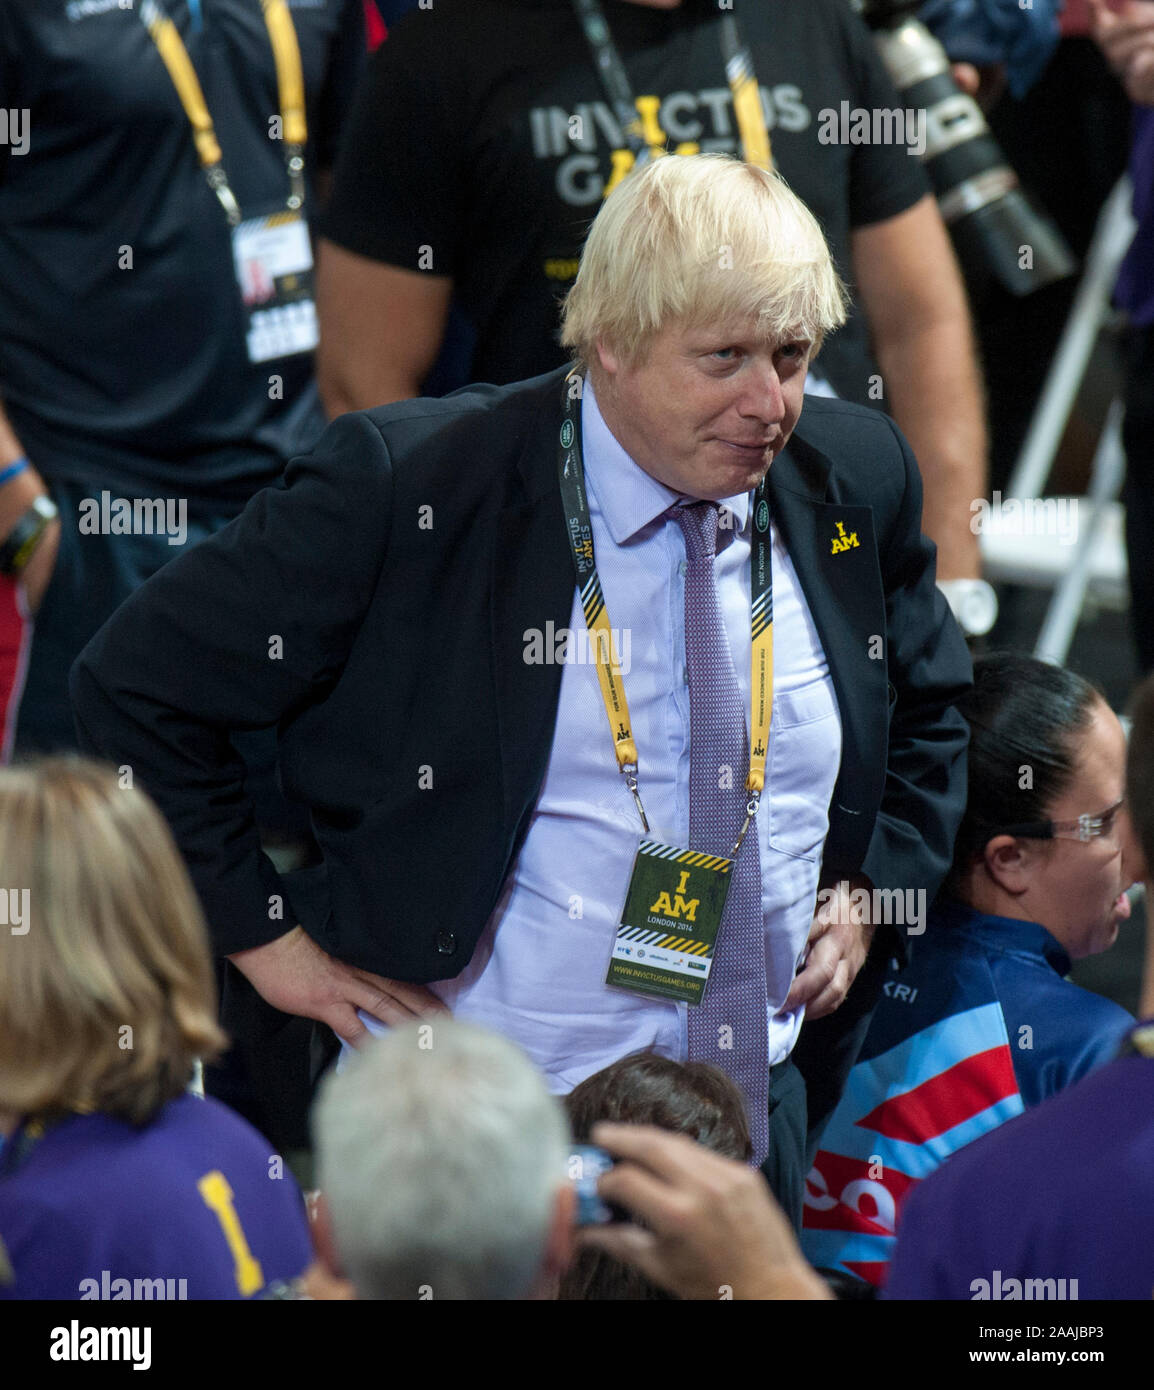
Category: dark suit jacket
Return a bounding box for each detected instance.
[72,366,970,993]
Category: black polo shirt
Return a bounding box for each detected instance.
[0,0,364,499]
[321,0,930,401]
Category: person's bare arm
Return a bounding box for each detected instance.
[1090,0,1154,104]
[0,396,59,615]
[851,194,987,583]
[315,239,453,416]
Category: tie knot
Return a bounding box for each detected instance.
[670,500,720,561]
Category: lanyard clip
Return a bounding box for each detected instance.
[205,164,242,227]
[731,790,761,857]
[623,764,650,834]
[285,145,305,212]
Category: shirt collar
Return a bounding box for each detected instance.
[933,898,1073,977]
[580,375,751,545]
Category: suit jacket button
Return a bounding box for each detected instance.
[436,931,456,955]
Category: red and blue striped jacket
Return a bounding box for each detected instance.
[801,900,1133,1288]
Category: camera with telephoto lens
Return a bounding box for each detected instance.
[854,0,1075,296]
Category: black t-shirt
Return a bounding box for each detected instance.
[0,0,364,498]
[321,0,930,402]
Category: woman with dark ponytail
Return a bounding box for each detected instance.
[801,652,1138,1292]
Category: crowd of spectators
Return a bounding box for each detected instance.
[2,690,1153,1298]
[2,0,1154,1307]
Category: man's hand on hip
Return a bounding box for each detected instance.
[784,877,876,1020]
[227,925,449,1046]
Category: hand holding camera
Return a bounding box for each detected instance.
[575,1122,831,1301]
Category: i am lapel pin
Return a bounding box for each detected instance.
[830,520,860,556]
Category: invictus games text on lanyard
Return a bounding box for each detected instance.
[557,372,774,1006]
[571,0,773,171]
[139,0,318,363]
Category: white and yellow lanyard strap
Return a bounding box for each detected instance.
[570,0,773,171]
[139,0,307,226]
[557,374,774,854]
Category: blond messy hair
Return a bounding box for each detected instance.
[0,758,225,1127]
[560,152,848,368]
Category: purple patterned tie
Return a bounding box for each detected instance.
[670,502,770,1167]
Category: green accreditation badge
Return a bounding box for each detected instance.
[606,840,733,1005]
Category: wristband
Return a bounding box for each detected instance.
[0,457,29,489]
[0,495,58,576]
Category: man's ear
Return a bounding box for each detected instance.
[546,1181,577,1278]
[310,1192,344,1280]
[528,1183,577,1299]
[594,339,621,376]
[982,834,1038,895]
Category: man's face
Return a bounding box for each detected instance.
[592,316,811,502]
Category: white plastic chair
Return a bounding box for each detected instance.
[980,175,1136,664]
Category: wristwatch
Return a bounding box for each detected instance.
[937,577,998,638]
[0,495,59,577]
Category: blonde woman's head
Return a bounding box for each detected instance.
[0,758,225,1127]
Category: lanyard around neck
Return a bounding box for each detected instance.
[139,0,307,226]
[557,373,774,850]
[570,0,773,171]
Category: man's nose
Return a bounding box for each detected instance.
[737,358,785,420]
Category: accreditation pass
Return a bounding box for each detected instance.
[606,839,733,1006]
[231,210,318,363]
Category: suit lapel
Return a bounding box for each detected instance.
[767,438,889,875]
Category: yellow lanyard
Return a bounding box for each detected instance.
[558,375,774,851]
[722,14,773,173]
[139,0,307,226]
[573,0,773,172]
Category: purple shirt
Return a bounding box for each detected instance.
[884,1026,1154,1300]
[0,1094,312,1300]
[1116,108,1154,327]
